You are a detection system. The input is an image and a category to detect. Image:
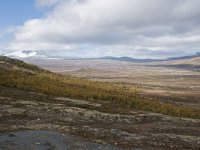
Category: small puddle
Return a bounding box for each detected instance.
[0,130,147,150]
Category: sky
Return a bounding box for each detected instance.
[1,0,200,58]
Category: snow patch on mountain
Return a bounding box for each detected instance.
[6,50,47,58]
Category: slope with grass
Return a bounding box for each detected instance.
[0,56,199,119]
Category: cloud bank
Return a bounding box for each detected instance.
[5,0,200,58]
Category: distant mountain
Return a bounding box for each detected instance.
[160,56,200,66]
[6,50,47,58]
[4,50,200,62]
[99,52,200,63]
[166,52,200,61]
[99,56,161,63]
[5,50,78,59]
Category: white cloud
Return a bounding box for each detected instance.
[5,0,200,58]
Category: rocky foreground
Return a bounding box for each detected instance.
[0,86,200,150]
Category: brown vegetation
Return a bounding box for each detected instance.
[0,56,199,119]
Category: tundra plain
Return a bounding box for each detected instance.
[26,58,200,110]
[0,57,199,150]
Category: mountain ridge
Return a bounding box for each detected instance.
[3,50,200,63]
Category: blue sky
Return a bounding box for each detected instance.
[0,0,41,28]
[1,0,200,58]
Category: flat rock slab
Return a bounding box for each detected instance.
[0,130,147,150]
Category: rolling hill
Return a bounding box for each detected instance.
[162,56,200,66]
[0,55,199,119]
